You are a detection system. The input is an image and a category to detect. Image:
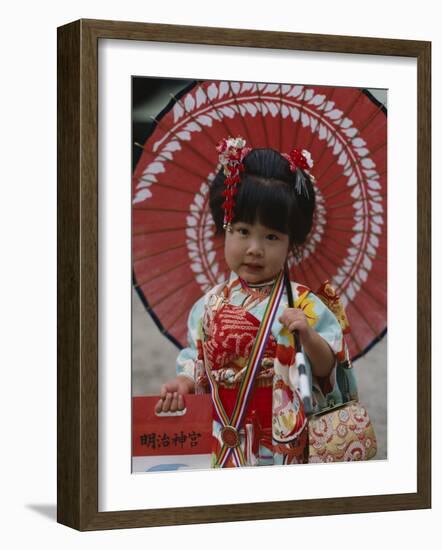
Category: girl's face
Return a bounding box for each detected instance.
[224,221,290,284]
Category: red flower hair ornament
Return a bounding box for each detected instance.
[216,136,315,231]
[216,136,251,231]
[281,148,315,198]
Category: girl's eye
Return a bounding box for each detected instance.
[267,234,279,241]
[238,227,249,236]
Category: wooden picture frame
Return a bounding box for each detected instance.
[57,18,431,531]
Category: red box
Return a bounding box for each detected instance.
[132,394,212,457]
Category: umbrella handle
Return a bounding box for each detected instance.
[284,265,313,415]
[295,352,313,416]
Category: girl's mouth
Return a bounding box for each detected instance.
[243,263,263,271]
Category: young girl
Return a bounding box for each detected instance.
[155,137,350,467]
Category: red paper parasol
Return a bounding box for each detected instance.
[132,80,387,360]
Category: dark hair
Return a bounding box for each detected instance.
[209,148,315,247]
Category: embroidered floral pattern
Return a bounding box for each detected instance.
[203,303,277,378]
[296,293,319,328]
[308,402,377,462]
[272,377,306,441]
[316,280,350,334]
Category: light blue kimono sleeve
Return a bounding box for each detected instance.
[308,292,345,357]
[175,295,206,382]
[299,291,348,412]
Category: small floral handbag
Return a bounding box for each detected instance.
[307,282,378,463]
[308,400,377,462]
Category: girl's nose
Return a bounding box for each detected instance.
[247,239,264,256]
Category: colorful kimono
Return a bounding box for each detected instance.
[176,271,355,467]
